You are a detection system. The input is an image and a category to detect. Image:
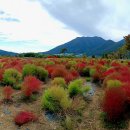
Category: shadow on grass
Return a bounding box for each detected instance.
[100,112,128,130]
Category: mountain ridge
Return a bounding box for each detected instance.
[0,49,18,56]
[43,36,125,56]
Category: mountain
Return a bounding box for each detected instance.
[43,36,125,56]
[0,49,18,56]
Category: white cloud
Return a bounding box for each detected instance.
[38,0,130,41]
[0,0,80,52]
[0,0,129,53]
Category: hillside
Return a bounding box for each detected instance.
[43,36,124,56]
[0,49,17,56]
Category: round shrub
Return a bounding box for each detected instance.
[3,86,14,101]
[41,86,71,112]
[3,68,21,89]
[0,69,4,82]
[80,67,90,77]
[15,111,37,126]
[51,77,66,89]
[68,79,83,97]
[51,67,67,79]
[35,66,48,81]
[102,87,126,121]
[22,64,48,81]
[22,76,41,97]
[68,79,90,98]
[90,68,96,77]
[22,64,36,78]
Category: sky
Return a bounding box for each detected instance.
[0,0,130,53]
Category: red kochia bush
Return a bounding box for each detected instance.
[22,76,41,97]
[15,111,37,126]
[3,86,14,100]
[0,69,4,82]
[51,67,68,79]
[70,70,79,79]
[102,87,126,121]
[64,73,75,84]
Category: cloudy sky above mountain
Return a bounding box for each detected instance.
[0,0,130,52]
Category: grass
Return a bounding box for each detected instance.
[100,112,128,129]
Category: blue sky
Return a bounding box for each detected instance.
[0,0,130,52]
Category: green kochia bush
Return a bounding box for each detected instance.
[89,68,96,77]
[35,66,48,81]
[22,64,36,78]
[107,80,122,89]
[22,64,48,81]
[68,79,90,97]
[51,77,67,89]
[41,86,71,112]
[3,68,22,89]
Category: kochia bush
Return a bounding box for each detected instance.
[22,64,36,78]
[22,64,48,81]
[68,79,83,97]
[22,76,41,97]
[41,86,71,112]
[3,86,14,101]
[102,87,126,121]
[3,68,21,89]
[51,77,66,89]
[15,111,37,126]
[68,79,90,97]
[35,66,48,81]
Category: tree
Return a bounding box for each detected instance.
[124,34,130,50]
[60,48,67,54]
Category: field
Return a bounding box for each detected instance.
[0,57,130,130]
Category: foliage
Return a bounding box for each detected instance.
[89,68,96,77]
[0,69,4,82]
[102,87,126,121]
[100,112,128,129]
[14,111,37,126]
[60,48,68,54]
[22,76,41,97]
[106,80,122,89]
[41,86,71,112]
[51,77,67,89]
[81,67,90,77]
[22,64,48,81]
[51,67,67,79]
[124,34,130,51]
[68,79,90,97]
[3,68,21,89]
[64,115,73,130]
[71,96,86,114]
[64,73,75,84]
[22,64,37,78]
[35,66,48,81]
[3,86,14,100]
[68,79,83,97]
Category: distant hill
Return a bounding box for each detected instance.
[0,49,17,56]
[43,36,125,56]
